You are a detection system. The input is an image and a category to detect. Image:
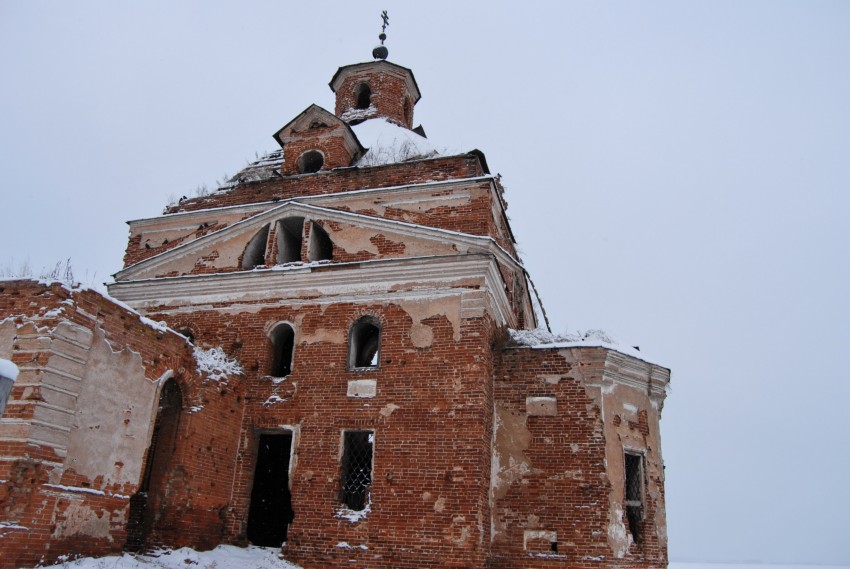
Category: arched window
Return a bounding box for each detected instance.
[307,222,333,262]
[349,316,381,369]
[403,97,411,124]
[297,150,324,174]
[176,327,195,344]
[242,224,270,269]
[355,83,372,109]
[269,323,295,377]
[276,217,304,264]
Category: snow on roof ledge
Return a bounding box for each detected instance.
[509,328,665,367]
[0,358,19,382]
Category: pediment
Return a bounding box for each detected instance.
[115,201,517,282]
[273,104,362,149]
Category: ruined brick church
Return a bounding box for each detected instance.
[0,31,670,569]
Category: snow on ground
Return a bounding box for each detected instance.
[33,548,850,569]
[36,545,303,569]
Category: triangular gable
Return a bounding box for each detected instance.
[115,201,521,282]
[272,104,364,153]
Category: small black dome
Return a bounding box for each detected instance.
[372,45,388,60]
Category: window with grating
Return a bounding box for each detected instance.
[624,451,644,543]
[340,430,373,511]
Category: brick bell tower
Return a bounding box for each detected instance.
[330,14,421,129]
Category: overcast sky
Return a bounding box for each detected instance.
[2,1,848,565]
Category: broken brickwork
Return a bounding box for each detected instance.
[0,50,671,569]
[0,281,243,568]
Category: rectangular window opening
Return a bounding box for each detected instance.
[624,451,644,544]
[340,430,373,511]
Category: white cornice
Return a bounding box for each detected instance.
[108,254,515,328]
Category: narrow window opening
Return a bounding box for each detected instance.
[241,224,270,269]
[276,217,304,264]
[403,98,411,124]
[340,430,373,511]
[307,222,333,262]
[297,150,324,174]
[269,323,295,377]
[349,317,380,369]
[550,541,558,553]
[355,83,372,110]
[624,452,644,544]
[247,433,294,547]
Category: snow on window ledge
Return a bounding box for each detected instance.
[335,499,371,523]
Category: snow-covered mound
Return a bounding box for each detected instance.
[38,545,303,569]
[352,118,440,166]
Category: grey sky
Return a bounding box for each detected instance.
[2,1,848,565]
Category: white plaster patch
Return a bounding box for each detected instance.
[347,379,376,398]
[523,529,557,551]
[379,402,399,417]
[608,504,629,558]
[537,374,562,385]
[65,327,156,488]
[433,496,446,512]
[526,396,558,416]
[52,501,114,542]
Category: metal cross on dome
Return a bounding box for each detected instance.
[372,10,390,60]
[380,10,389,37]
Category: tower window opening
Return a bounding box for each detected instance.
[403,97,411,124]
[624,451,645,544]
[297,150,324,174]
[340,430,373,511]
[276,217,304,264]
[349,316,381,369]
[241,224,270,270]
[269,323,295,377]
[355,83,372,110]
[307,222,333,262]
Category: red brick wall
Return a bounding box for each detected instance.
[162,155,484,216]
[280,126,357,175]
[334,69,415,128]
[139,298,501,569]
[492,346,667,569]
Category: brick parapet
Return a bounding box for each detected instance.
[162,154,484,216]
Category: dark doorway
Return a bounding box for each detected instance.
[247,433,294,547]
[126,379,183,551]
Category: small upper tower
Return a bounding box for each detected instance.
[330,12,421,129]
